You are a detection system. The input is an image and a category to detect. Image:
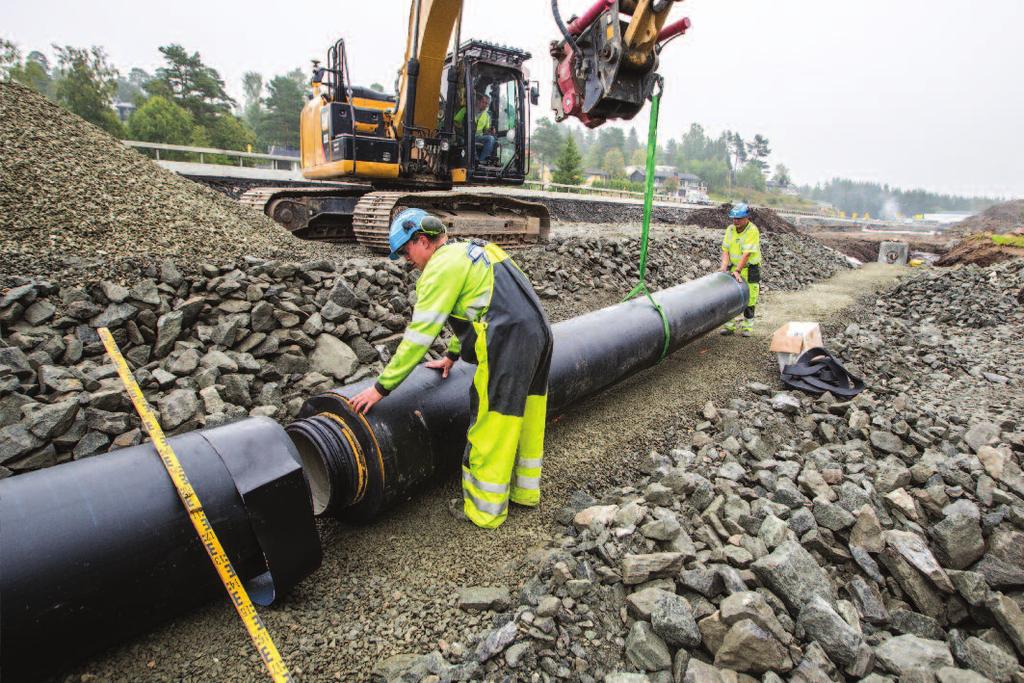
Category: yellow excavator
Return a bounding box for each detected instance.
[242,0,688,253]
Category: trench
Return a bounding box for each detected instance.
[62,264,908,682]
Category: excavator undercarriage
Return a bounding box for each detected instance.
[241,186,550,254]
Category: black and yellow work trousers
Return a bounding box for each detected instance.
[458,262,553,529]
[722,264,760,334]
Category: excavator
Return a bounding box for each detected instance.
[241,0,689,253]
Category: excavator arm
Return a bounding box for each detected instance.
[550,0,690,128]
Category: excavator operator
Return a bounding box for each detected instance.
[454,91,496,166]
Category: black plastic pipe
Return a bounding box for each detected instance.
[287,273,747,519]
[0,416,322,680]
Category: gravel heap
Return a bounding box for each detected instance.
[885,260,1024,328]
[683,206,800,235]
[0,80,340,288]
[535,198,799,236]
[0,230,849,475]
[373,263,1024,682]
[522,231,850,318]
[948,200,1024,237]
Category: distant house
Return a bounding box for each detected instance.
[626,165,707,196]
[583,168,610,186]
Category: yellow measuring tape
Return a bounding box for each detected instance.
[98,328,291,682]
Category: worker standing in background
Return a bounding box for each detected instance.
[718,203,761,336]
[349,209,553,529]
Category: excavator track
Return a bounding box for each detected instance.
[352,190,551,254]
[239,184,371,242]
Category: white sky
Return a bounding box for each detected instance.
[3,0,1023,198]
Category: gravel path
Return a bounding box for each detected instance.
[62,264,909,682]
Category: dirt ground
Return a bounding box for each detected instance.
[62,263,909,682]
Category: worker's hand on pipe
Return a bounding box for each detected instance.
[426,357,454,379]
[732,271,744,284]
[350,385,384,414]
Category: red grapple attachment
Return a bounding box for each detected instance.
[550,0,689,128]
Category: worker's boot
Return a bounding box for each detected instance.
[740,318,754,337]
[719,317,739,335]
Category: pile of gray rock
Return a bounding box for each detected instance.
[0,256,416,474]
[519,232,850,302]
[0,228,850,477]
[885,260,1024,328]
[373,262,1024,682]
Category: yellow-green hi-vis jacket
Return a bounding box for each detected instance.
[374,240,553,529]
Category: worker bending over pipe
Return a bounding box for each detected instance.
[349,209,553,529]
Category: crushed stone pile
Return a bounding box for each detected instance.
[948,200,1024,237]
[534,197,800,236]
[683,205,800,235]
[374,262,1024,682]
[0,80,342,288]
[885,260,1024,328]
[0,230,848,476]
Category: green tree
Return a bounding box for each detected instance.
[772,163,791,188]
[52,45,123,137]
[745,133,771,173]
[255,71,305,149]
[727,131,747,174]
[530,117,565,167]
[552,135,583,185]
[9,57,52,96]
[736,162,766,191]
[662,175,680,194]
[690,158,730,193]
[241,71,263,127]
[370,82,385,92]
[624,127,640,161]
[629,147,646,166]
[146,44,235,127]
[116,67,149,105]
[0,39,20,79]
[126,95,194,144]
[208,113,256,151]
[602,147,626,179]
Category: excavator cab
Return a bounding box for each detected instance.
[441,41,534,185]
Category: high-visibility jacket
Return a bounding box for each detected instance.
[453,107,491,135]
[374,239,553,529]
[376,241,494,393]
[721,221,762,267]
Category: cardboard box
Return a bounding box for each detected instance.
[770,322,823,372]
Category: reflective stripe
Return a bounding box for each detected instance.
[516,457,543,469]
[403,330,435,347]
[463,292,491,322]
[515,475,540,490]
[411,310,448,326]
[463,489,508,517]
[462,469,509,494]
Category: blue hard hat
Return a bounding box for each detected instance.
[729,203,750,219]
[388,208,444,260]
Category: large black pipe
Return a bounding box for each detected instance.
[287,273,747,519]
[0,417,322,680]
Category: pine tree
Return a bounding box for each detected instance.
[552,135,583,185]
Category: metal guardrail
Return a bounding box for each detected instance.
[122,141,300,167]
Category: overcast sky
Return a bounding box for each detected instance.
[3,0,1023,198]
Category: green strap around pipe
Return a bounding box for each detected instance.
[623,76,671,362]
